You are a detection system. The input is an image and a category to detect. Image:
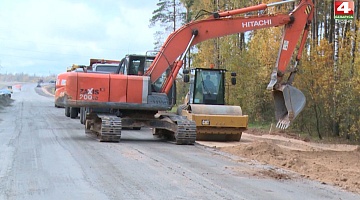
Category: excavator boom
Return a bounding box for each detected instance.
[145,14,291,84]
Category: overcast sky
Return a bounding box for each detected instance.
[0,0,160,76]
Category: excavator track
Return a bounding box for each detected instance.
[169,115,197,145]
[98,115,122,142]
[86,114,122,142]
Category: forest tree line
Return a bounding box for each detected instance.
[0,73,56,83]
[150,0,360,141]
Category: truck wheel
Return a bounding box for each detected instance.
[70,107,79,119]
[80,108,85,124]
[65,107,70,117]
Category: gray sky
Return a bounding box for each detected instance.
[0,0,159,76]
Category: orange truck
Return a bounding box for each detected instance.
[55,60,120,117]
[63,0,314,143]
[55,64,87,108]
[54,72,68,108]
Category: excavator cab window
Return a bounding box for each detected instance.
[192,68,225,105]
[128,59,141,75]
[94,64,119,73]
[127,55,155,76]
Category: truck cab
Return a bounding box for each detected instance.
[90,59,120,73]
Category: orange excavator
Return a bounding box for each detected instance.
[64,0,314,143]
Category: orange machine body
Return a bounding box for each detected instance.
[55,71,72,107]
[65,72,153,108]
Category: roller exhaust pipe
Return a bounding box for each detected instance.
[273,84,306,129]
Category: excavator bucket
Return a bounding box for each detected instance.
[273,85,306,129]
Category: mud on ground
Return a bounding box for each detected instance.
[199,128,360,194]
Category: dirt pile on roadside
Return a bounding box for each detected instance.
[218,132,360,194]
[355,146,360,152]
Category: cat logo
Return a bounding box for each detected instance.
[201,119,210,125]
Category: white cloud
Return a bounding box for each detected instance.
[0,0,159,75]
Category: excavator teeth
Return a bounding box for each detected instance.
[276,119,290,129]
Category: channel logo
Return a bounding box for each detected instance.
[334,0,354,20]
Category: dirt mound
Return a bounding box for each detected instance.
[355,146,360,152]
[218,132,360,194]
[243,141,283,157]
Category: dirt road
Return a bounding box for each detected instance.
[0,83,359,200]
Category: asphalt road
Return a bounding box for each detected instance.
[0,83,359,200]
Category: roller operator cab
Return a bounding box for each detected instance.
[178,68,248,141]
[191,68,226,105]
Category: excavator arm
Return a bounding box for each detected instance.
[145,0,314,129]
[268,1,313,129]
[145,10,292,85]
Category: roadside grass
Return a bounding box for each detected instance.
[170,105,178,113]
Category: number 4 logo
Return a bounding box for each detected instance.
[338,2,352,13]
[334,0,354,20]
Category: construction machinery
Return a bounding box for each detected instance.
[56,60,120,116]
[55,64,87,108]
[78,55,155,129]
[70,59,121,119]
[177,68,248,141]
[55,71,70,108]
[63,0,314,143]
